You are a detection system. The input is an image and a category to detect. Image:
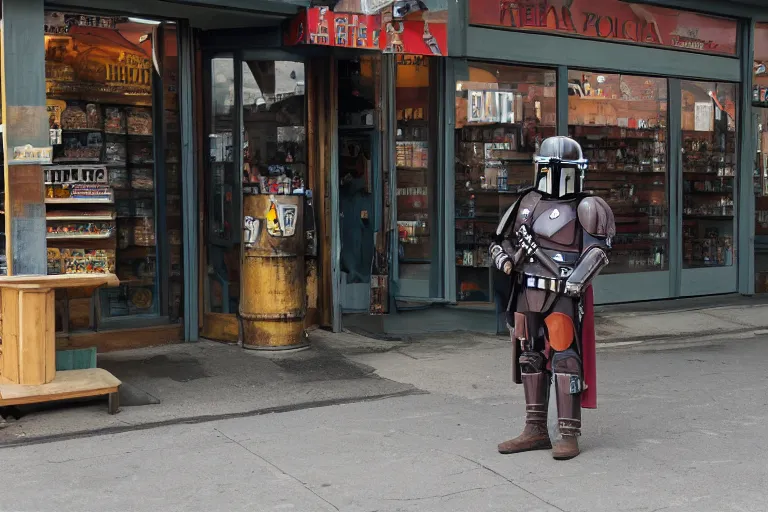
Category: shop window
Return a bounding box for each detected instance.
[680,81,736,269]
[470,0,738,57]
[755,24,768,292]
[454,63,556,303]
[568,71,668,274]
[0,29,5,277]
[43,13,179,327]
[395,54,439,298]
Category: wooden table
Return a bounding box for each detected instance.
[0,274,122,414]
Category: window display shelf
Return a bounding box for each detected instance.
[45,197,114,204]
[46,232,114,240]
[47,214,116,221]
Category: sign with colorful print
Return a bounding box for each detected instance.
[470,0,737,56]
[266,201,283,237]
[284,5,447,56]
[277,204,299,237]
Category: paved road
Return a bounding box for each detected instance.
[2,334,766,512]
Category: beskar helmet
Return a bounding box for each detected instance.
[533,136,587,198]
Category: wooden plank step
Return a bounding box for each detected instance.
[0,368,120,409]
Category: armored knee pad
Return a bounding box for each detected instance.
[552,349,582,437]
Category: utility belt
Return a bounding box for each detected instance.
[520,274,562,294]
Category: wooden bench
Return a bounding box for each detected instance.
[0,274,122,414]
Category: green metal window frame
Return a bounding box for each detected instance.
[443,0,758,304]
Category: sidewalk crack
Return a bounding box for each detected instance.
[213,428,340,511]
[382,484,504,501]
[438,450,568,512]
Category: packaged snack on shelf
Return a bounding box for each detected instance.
[105,106,126,134]
[47,248,62,275]
[61,104,87,130]
[127,107,153,135]
[130,167,154,190]
[134,198,154,218]
[117,223,133,249]
[105,140,127,164]
[70,183,112,199]
[128,140,154,164]
[59,132,102,161]
[109,167,130,189]
[86,103,102,129]
[133,217,156,246]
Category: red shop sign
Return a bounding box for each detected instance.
[470,0,737,56]
[285,6,447,56]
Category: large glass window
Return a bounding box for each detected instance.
[680,80,737,269]
[395,54,439,298]
[568,71,668,274]
[203,58,306,318]
[43,13,179,328]
[754,23,768,292]
[454,63,556,302]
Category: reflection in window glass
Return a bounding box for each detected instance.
[395,55,437,298]
[754,109,768,291]
[454,63,556,302]
[681,80,736,269]
[754,24,768,292]
[568,71,668,274]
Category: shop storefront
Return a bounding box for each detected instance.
[7,0,768,347]
[352,0,768,335]
[0,0,308,350]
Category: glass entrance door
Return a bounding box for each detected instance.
[679,80,738,296]
[202,56,241,341]
[201,53,308,341]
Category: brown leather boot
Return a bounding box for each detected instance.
[552,435,580,460]
[498,423,552,454]
[499,371,551,454]
[553,369,582,461]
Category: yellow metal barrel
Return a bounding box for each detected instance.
[240,194,307,350]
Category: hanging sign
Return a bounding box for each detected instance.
[285,6,447,56]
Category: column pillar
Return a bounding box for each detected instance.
[1,0,48,275]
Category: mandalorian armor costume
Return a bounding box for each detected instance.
[489,136,615,460]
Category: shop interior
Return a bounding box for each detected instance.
[453,63,556,304]
[337,55,380,314]
[202,56,308,341]
[754,22,768,293]
[394,54,441,302]
[454,63,738,306]
[43,12,182,333]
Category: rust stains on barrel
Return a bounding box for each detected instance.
[240,194,307,350]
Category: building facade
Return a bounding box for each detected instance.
[3,0,768,349]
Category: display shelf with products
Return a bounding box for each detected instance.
[46,101,158,318]
[681,130,736,268]
[568,72,669,275]
[453,64,557,303]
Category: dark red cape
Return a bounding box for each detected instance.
[580,285,598,409]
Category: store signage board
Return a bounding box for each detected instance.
[469,0,737,56]
[12,145,52,165]
[285,6,447,56]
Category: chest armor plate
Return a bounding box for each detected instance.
[529,199,580,250]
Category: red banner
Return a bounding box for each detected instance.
[469,0,737,56]
[285,6,447,56]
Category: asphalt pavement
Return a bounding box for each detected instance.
[1,330,766,512]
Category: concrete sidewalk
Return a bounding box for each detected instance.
[2,330,767,512]
[595,296,768,344]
